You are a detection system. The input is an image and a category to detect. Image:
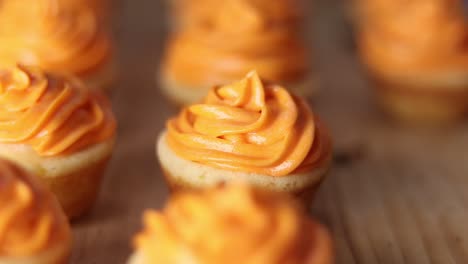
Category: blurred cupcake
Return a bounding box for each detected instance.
[0,158,71,264]
[128,184,333,264]
[62,0,111,23]
[0,65,117,219]
[0,0,115,91]
[358,0,468,123]
[157,71,332,204]
[160,0,313,105]
[168,0,222,31]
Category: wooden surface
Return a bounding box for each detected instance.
[71,0,468,263]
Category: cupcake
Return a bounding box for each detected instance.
[0,158,71,264]
[62,0,111,23]
[160,0,313,105]
[157,71,332,204]
[0,0,115,91]
[357,0,468,123]
[168,0,221,31]
[0,65,117,219]
[128,184,333,264]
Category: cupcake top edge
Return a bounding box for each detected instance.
[0,64,116,157]
[165,70,331,177]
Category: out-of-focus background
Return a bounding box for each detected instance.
[71,0,468,263]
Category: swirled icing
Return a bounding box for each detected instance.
[359,0,468,76]
[134,185,330,264]
[0,159,70,256]
[174,0,301,29]
[164,0,308,86]
[0,65,116,156]
[0,0,111,76]
[166,71,330,176]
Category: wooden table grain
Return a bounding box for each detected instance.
[71,0,468,263]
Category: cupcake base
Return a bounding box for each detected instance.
[42,157,110,219]
[159,72,317,106]
[158,73,211,106]
[371,75,468,124]
[157,133,331,206]
[162,169,325,206]
[0,140,114,220]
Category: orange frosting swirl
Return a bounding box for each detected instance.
[56,0,110,23]
[358,0,468,76]
[0,0,112,76]
[0,65,116,156]
[0,159,70,257]
[134,185,332,264]
[174,0,302,29]
[166,71,331,176]
[164,0,308,86]
[59,0,109,16]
